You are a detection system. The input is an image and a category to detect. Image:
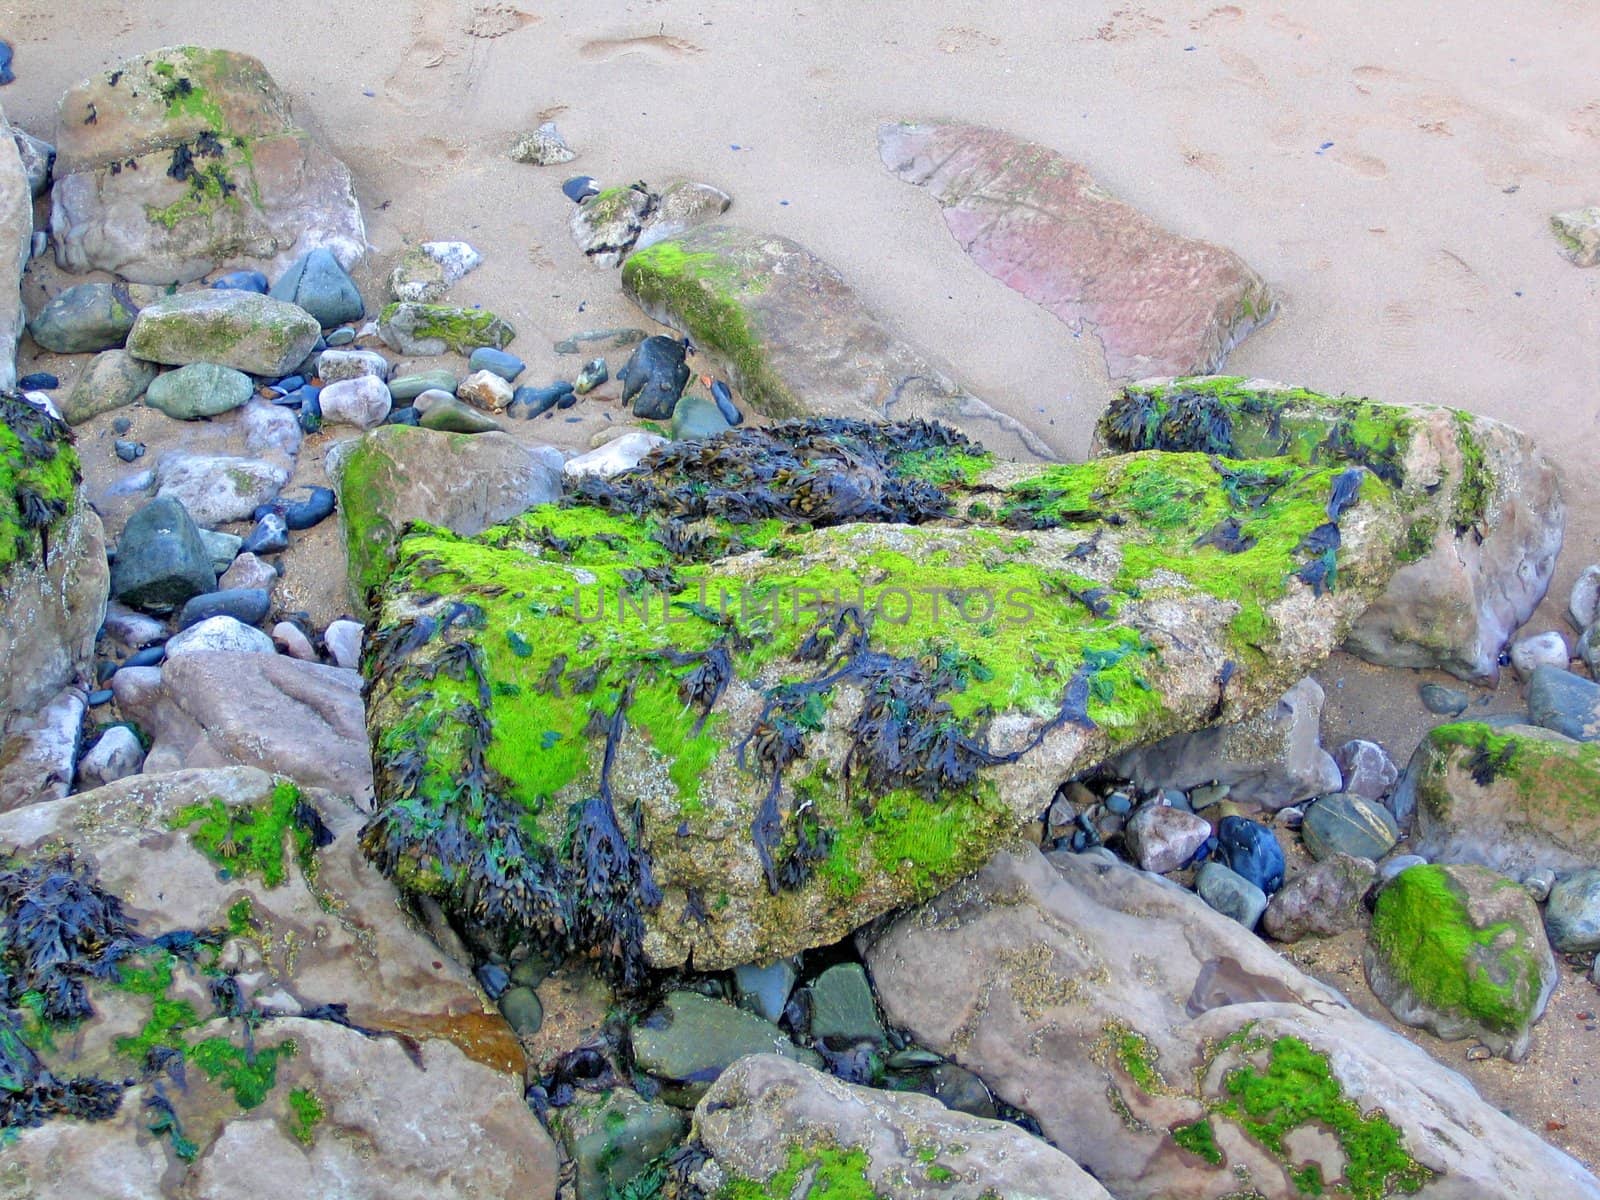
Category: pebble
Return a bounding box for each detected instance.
[319,375,392,429]
[1122,803,1210,874]
[457,370,515,412]
[498,986,544,1036]
[220,552,277,593]
[733,960,797,1024]
[272,487,337,531]
[1571,565,1600,630]
[1301,793,1398,861]
[1511,631,1569,678]
[509,121,576,166]
[242,512,290,555]
[112,416,133,434]
[511,382,573,419]
[176,587,271,632]
[272,375,307,393]
[103,603,167,650]
[323,619,364,670]
[0,40,14,86]
[1526,665,1600,742]
[386,405,420,426]
[271,621,317,661]
[1546,868,1600,952]
[1214,815,1285,894]
[299,392,323,433]
[115,440,144,463]
[713,387,743,427]
[1420,682,1469,716]
[166,615,276,657]
[1332,739,1398,801]
[389,370,458,401]
[1189,783,1229,810]
[87,689,114,707]
[210,270,270,294]
[17,372,57,390]
[468,347,526,382]
[475,963,510,1000]
[563,432,668,479]
[562,175,601,203]
[574,357,608,394]
[1524,868,1556,904]
[1195,861,1269,930]
[325,328,356,347]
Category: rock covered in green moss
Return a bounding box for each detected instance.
[1400,721,1600,874]
[62,348,160,424]
[127,289,321,377]
[699,1053,1115,1200]
[360,417,1409,977]
[145,361,255,419]
[48,46,366,284]
[1552,206,1600,267]
[1097,376,1563,683]
[378,302,515,356]
[865,845,1600,1199]
[619,225,1052,461]
[1365,863,1556,1061]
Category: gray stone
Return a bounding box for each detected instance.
[110,496,216,611]
[164,614,276,656]
[457,369,514,412]
[1194,860,1268,929]
[1261,852,1377,942]
[733,959,797,1024]
[1512,630,1569,678]
[1112,677,1340,809]
[387,369,457,401]
[387,242,482,305]
[1301,793,1398,861]
[0,687,84,810]
[1579,623,1600,674]
[1122,802,1210,874]
[272,620,317,660]
[1381,852,1429,881]
[630,991,812,1104]
[62,349,159,425]
[198,528,243,573]
[269,246,363,328]
[377,303,514,356]
[1420,682,1469,716]
[509,123,575,167]
[1366,863,1556,1061]
[670,392,731,440]
[75,724,145,790]
[498,985,543,1036]
[176,587,271,631]
[562,431,667,480]
[1546,868,1600,953]
[1552,206,1600,267]
[127,290,322,376]
[467,348,525,382]
[1332,738,1398,801]
[622,224,1051,460]
[561,1089,686,1200]
[419,393,503,433]
[1527,664,1600,741]
[697,1055,1113,1200]
[145,361,255,420]
[101,602,166,650]
[27,281,142,352]
[154,452,288,528]
[323,618,364,670]
[316,348,389,383]
[0,102,28,392]
[1571,564,1600,630]
[634,180,733,253]
[49,47,366,285]
[1524,867,1557,903]
[319,375,392,429]
[12,126,53,199]
[808,963,886,1046]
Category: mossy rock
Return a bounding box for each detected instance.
[1097,376,1563,682]
[378,302,516,356]
[0,390,81,577]
[361,418,1407,979]
[1402,721,1600,875]
[1365,862,1556,1060]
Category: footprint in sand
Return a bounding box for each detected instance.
[1330,147,1387,178]
[1377,300,1416,351]
[577,34,704,63]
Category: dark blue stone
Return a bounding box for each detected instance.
[96,660,118,684]
[711,380,743,426]
[562,175,600,203]
[385,406,420,426]
[299,393,323,433]
[177,588,272,631]
[17,372,58,390]
[210,270,270,294]
[618,335,689,420]
[114,440,144,463]
[274,375,306,393]
[121,645,167,670]
[270,248,364,328]
[512,383,572,418]
[242,513,290,555]
[0,41,13,87]
[468,347,525,382]
[280,487,336,531]
[1215,815,1285,894]
[556,391,578,409]
[475,963,510,1000]
[87,689,114,707]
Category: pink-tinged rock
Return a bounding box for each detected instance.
[878,122,1275,380]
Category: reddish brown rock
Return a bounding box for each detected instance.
[878,121,1275,380]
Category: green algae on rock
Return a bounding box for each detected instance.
[1097,375,1564,682]
[0,390,80,575]
[1365,862,1556,1061]
[378,302,516,356]
[360,417,1407,978]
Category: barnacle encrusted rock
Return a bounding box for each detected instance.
[1097,375,1563,682]
[361,415,1408,978]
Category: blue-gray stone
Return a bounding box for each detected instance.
[1527,665,1600,742]
[388,371,457,402]
[498,986,543,1035]
[120,646,166,670]
[1301,793,1399,861]
[1215,815,1285,893]
[670,393,731,441]
[299,393,323,433]
[242,513,289,555]
[18,372,58,390]
[110,497,216,612]
[176,588,271,631]
[211,270,269,294]
[324,328,356,347]
[512,382,572,418]
[733,959,797,1024]
[475,963,510,999]
[1196,861,1268,929]
[115,440,144,463]
[468,347,525,381]
[808,963,886,1046]
[1546,868,1600,953]
[1420,682,1469,716]
[270,248,364,328]
[145,363,254,420]
[28,282,139,353]
[88,689,114,707]
[386,406,420,426]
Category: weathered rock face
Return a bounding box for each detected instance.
[1113,676,1340,809]
[1401,722,1600,873]
[0,103,29,392]
[864,846,1600,1200]
[361,417,1407,980]
[0,685,85,810]
[0,391,107,726]
[1097,376,1564,682]
[696,1054,1114,1200]
[0,767,556,1193]
[878,122,1276,380]
[110,652,372,801]
[620,225,1052,461]
[49,46,366,285]
[326,425,564,614]
[1365,863,1556,1061]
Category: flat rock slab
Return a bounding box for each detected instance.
[878,121,1276,380]
[621,224,1052,461]
[49,46,366,284]
[865,846,1600,1200]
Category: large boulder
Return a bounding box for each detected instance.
[26,281,149,353]
[360,418,1408,980]
[620,225,1052,461]
[864,846,1600,1200]
[696,1054,1114,1200]
[0,767,556,1193]
[0,103,29,391]
[1365,863,1557,1061]
[48,46,366,285]
[111,652,372,801]
[878,121,1276,380]
[1400,721,1600,873]
[127,290,321,377]
[327,425,563,614]
[1097,377,1564,682]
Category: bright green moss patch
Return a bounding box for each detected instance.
[378,303,515,353]
[0,391,81,574]
[891,445,993,487]
[718,1141,883,1200]
[192,1034,294,1109]
[1171,1118,1223,1164]
[287,1086,325,1144]
[1450,411,1491,532]
[1423,721,1600,813]
[1111,1025,1165,1094]
[168,781,316,888]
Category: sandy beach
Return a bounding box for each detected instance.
[7,0,1600,1174]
